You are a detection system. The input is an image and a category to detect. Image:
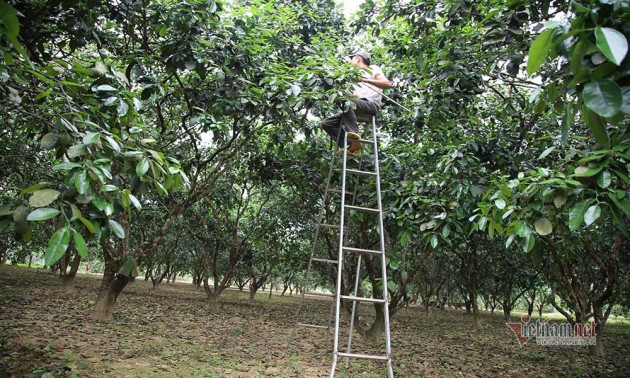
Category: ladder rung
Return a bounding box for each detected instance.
[358,138,375,145]
[298,323,328,330]
[329,189,352,195]
[346,169,377,177]
[344,205,379,213]
[337,352,388,361]
[312,258,338,264]
[342,247,382,256]
[340,295,386,304]
[306,291,334,298]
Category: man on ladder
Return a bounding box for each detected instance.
[320,50,391,155]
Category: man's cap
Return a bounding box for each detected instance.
[350,50,371,65]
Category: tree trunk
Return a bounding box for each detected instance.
[249,288,256,302]
[589,304,607,357]
[94,273,131,322]
[470,290,481,330]
[527,302,534,317]
[28,254,33,268]
[268,282,273,299]
[203,278,223,306]
[588,326,605,357]
[365,305,385,341]
[62,275,76,293]
[93,238,131,322]
[538,305,543,317]
[60,251,82,293]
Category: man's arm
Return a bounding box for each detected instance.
[361,73,391,89]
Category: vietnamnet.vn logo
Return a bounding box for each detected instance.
[506,315,597,346]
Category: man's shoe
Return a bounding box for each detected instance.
[347,132,361,140]
[336,148,359,157]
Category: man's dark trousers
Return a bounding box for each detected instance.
[321,99,379,147]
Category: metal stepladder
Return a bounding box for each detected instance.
[288,114,394,377]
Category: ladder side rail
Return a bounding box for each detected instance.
[289,127,342,348]
[345,116,376,367]
[330,132,350,377]
[372,116,394,378]
[345,253,362,368]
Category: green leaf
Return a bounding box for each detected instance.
[44,227,70,267]
[0,1,27,59]
[40,133,59,149]
[104,135,121,153]
[136,158,149,176]
[597,170,611,189]
[538,146,555,160]
[572,165,603,177]
[118,256,137,277]
[527,29,555,75]
[78,216,96,233]
[74,231,88,259]
[505,234,515,249]
[128,193,142,210]
[75,171,90,195]
[607,193,630,216]
[621,87,630,115]
[12,205,28,223]
[26,208,60,221]
[430,234,438,248]
[0,1,20,40]
[29,189,61,207]
[595,27,628,66]
[102,184,119,192]
[92,197,114,216]
[67,144,87,158]
[569,200,590,231]
[0,204,11,216]
[442,224,450,238]
[117,101,129,116]
[584,204,601,226]
[554,190,568,208]
[534,217,553,235]
[561,101,573,147]
[83,132,100,145]
[495,199,506,209]
[104,96,118,106]
[108,219,125,239]
[70,204,81,218]
[583,80,622,118]
[400,231,411,247]
[21,182,50,195]
[96,84,117,92]
[523,234,535,253]
[53,163,82,171]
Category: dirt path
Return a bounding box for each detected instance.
[1,265,629,377]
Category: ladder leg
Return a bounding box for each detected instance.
[330,131,349,377]
[324,288,336,353]
[344,117,375,368]
[289,126,343,350]
[345,254,362,368]
[372,115,394,377]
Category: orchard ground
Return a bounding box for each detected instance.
[1,265,629,377]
